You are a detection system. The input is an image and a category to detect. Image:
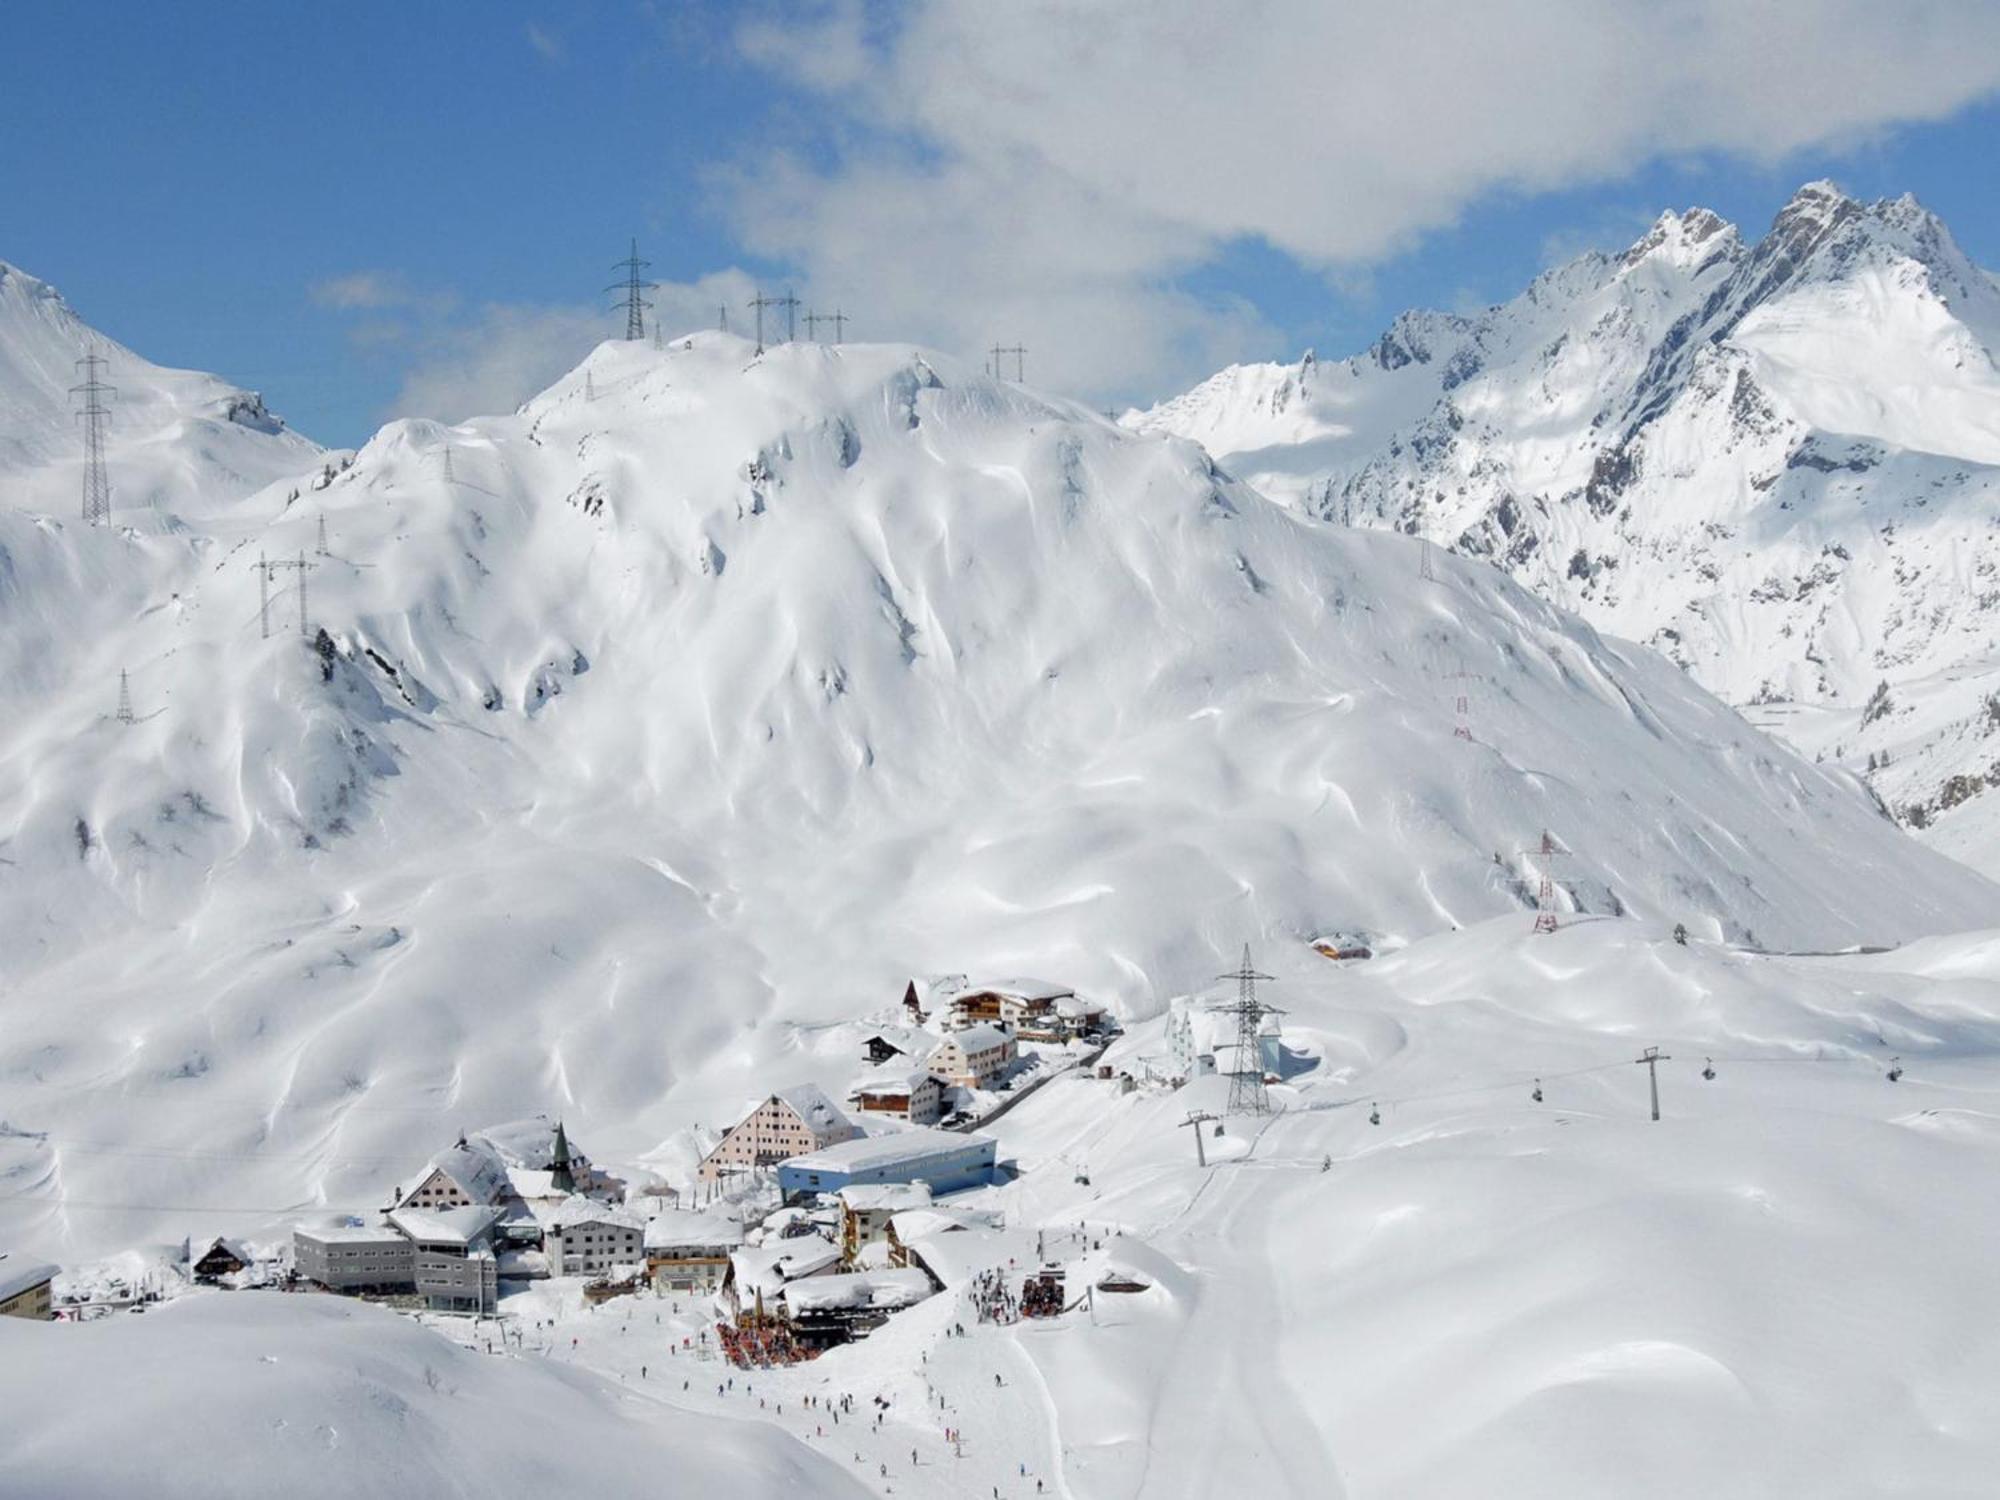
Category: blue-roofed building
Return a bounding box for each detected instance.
[777,1128,998,1204]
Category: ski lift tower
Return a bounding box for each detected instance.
[1207,945,1285,1115]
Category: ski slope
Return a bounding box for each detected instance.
[3,330,1993,1265]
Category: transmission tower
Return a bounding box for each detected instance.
[1447,663,1476,742]
[606,238,657,341]
[749,289,782,355]
[1207,945,1285,1115]
[441,444,456,485]
[315,512,330,557]
[257,552,316,640]
[115,669,135,725]
[585,369,596,402]
[718,302,729,334]
[778,288,800,343]
[70,351,117,526]
[1420,537,1437,582]
[989,344,1027,381]
[803,311,828,341]
[828,309,847,343]
[1520,830,1571,934]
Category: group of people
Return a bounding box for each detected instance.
[717,1316,813,1369]
[968,1266,1022,1325]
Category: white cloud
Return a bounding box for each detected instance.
[309,272,416,311]
[526,23,565,64]
[383,269,760,424]
[723,0,2000,401]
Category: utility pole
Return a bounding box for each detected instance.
[770,288,799,344]
[990,344,1027,381]
[1636,1046,1670,1121]
[70,351,116,526]
[803,312,825,341]
[1180,1110,1218,1166]
[829,309,847,343]
[1207,946,1284,1115]
[607,238,656,341]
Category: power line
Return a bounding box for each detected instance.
[70,350,116,526]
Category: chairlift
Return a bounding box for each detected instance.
[1702,1058,1716,1081]
[1368,1103,1381,1126]
[1531,1079,1543,1104]
[1887,1056,1903,1083]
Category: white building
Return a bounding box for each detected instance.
[545,1195,647,1278]
[1166,995,1281,1083]
[699,1084,859,1183]
[643,1210,746,1293]
[0,1256,58,1321]
[926,1024,1016,1088]
[835,1182,933,1261]
[394,1138,513,1212]
[850,1066,945,1126]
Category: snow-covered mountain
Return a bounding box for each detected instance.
[0,259,321,522]
[1136,183,2000,872]
[3,328,1994,1260]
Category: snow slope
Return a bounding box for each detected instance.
[0,259,321,522]
[0,1292,864,1499]
[1,332,1994,1266]
[1136,184,2000,870]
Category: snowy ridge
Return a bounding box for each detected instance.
[1136,184,2000,869]
[0,259,321,521]
[2,329,1994,1259]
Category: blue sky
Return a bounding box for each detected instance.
[5,1,1999,448]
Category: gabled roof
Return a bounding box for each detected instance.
[402,1139,512,1208]
[548,1194,644,1232]
[962,978,1075,1003]
[932,1023,1011,1056]
[642,1209,748,1253]
[888,1206,1002,1242]
[772,1083,851,1136]
[475,1114,584,1171]
[192,1235,251,1265]
[0,1256,58,1303]
[729,1239,842,1299]
[835,1182,933,1213]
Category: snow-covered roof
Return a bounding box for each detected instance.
[836,1182,933,1213]
[403,1139,512,1207]
[0,1257,58,1303]
[887,1206,1003,1242]
[784,1127,994,1175]
[901,1227,1044,1289]
[475,1115,581,1171]
[853,1065,938,1098]
[729,1240,841,1299]
[389,1205,504,1245]
[933,1023,1011,1055]
[1054,994,1105,1017]
[780,1267,933,1314]
[642,1210,747,1253]
[192,1236,252,1265]
[863,1025,937,1054]
[294,1220,407,1246]
[773,1083,850,1135]
[962,978,1074,1003]
[548,1194,644,1232]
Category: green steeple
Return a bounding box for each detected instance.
[551,1119,576,1193]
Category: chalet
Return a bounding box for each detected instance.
[698,1084,858,1183]
[190,1236,251,1283]
[835,1182,932,1262]
[926,1024,1016,1089]
[643,1210,746,1293]
[292,1221,415,1294]
[780,1267,933,1349]
[0,1256,57,1321]
[850,1066,945,1127]
[545,1196,646,1278]
[948,978,1074,1032]
[861,1024,935,1067]
[479,1116,620,1203]
[721,1238,842,1323]
[393,1137,513,1212]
